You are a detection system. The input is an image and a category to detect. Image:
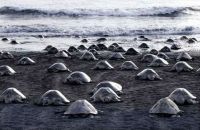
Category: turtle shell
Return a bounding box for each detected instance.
[148,58,169,67]
[170,61,193,72]
[80,51,98,61]
[55,51,69,58]
[138,43,149,48]
[121,61,139,70]
[176,52,192,61]
[136,68,162,80]
[159,46,171,52]
[141,54,158,63]
[48,63,70,73]
[17,57,35,65]
[157,52,170,60]
[0,65,16,76]
[109,53,125,60]
[93,60,114,70]
[0,52,14,59]
[125,48,140,55]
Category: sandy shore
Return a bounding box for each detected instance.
[0,51,199,130]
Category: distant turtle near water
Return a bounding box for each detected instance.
[37,90,70,106]
[176,52,192,61]
[47,46,59,54]
[171,44,181,50]
[93,60,114,70]
[10,40,19,44]
[168,88,197,105]
[180,36,188,40]
[170,61,193,72]
[111,43,120,48]
[68,46,79,53]
[141,54,158,63]
[136,68,162,80]
[125,48,140,55]
[166,38,174,43]
[138,43,149,49]
[55,50,69,58]
[0,52,14,59]
[159,46,171,52]
[91,87,121,103]
[77,45,87,50]
[81,39,88,43]
[157,52,170,60]
[92,81,123,94]
[17,57,36,65]
[121,61,139,70]
[109,52,125,60]
[108,45,116,51]
[187,38,196,44]
[80,51,98,61]
[0,65,16,76]
[1,37,9,41]
[64,71,91,85]
[47,63,71,73]
[137,36,151,41]
[64,99,98,118]
[0,88,26,103]
[149,49,159,55]
[96,37,107,42]
[149,97,182,116]
[44,45,53,51]
[148,58,169,67]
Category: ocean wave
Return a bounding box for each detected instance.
[0,25,199,37]
[0,6,200,17]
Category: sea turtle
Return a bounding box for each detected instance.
[97,44,107,50]
[89,49,100,56]
[10,40,19,44]
[135,68,162,80]
[38,90,70,106]
[168,88,197,105]
[170,61,193,72]
[109,52,125,60]
[64,71,91,85]
[150,49,158,55]
[171,44,181,50]
[180,36,188,40]
[149,97,182,116]
[121,61,139,70]
[159,46,171,52]
[68,46,79,53]
[44,45,53,51]
[148,58,169,67]
[81,39,88,43]
[138,43,149,48]
[77,45,87,50]
[0,65,16,76]
[91,87,121,103]
[88,45,100,51]
[111,43,120,48]
[0,88,26,103]
[157,52,170,60]
[17,57,36,65]
[125,48,140,55]
[47,47,59,54]
[141,54,158,63]
[92,81,123,94]
[108,45,116,51]
[93,60,114,70]
[96,38,107,42]
[176,52,192,61]
[55,51,69,58]
[1,37,9,41]
[114,46,126,52]
[64,99,98,117]
[0,52,14,59]
[80,51,98,61]
[47,63,70,73]
[138,36,151,41]
[166,39,174,43]
[187,38,196,43]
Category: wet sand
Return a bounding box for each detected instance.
[0,51,200,130]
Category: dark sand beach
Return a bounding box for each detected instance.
[0,51,199,130]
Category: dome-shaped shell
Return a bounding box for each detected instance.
[97,44,107,50]
[93,60,114,70]
[136,68,162,80]
[77,45,87,50]
[187,38,196,43]
[47,47,58,54]
[170,61,193,72]
[44,45,53,51]
[0,52,14,59]
[109,53,125,60]
[171,44,181,50]
[168,88,197,105]
[96,37,107,42]
[108,45,116,51]
[88,45,100,51]
[10,40,19,44]
[89,49,100,56]
[125,48,140,55]
[166,39,174,43]
[38,90,70,106]
[48,63,70,73]
[55,51,69,58]
[141,54,158,63]
[0,88,26,103]
[114,46,126,52]
[81,39,88,43]
[91,87,121,103]
[150,49,159,55]
[64,99,98,115]
[64,71,91,84]
[1,37,9,41]
[111,43,120,48]
[138,43,149,48]
[92,81,122,94]
[159,46,171,52]
[148,58,169,67]
[176,52,192,61]
[68,46,79,53]
[180,36,188,40]
[17,57,35,65]
[121,61,139,70]
[0,65,16,76]
[80,51,98,61]
[157,52,170,60]
[149,97,181,115]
